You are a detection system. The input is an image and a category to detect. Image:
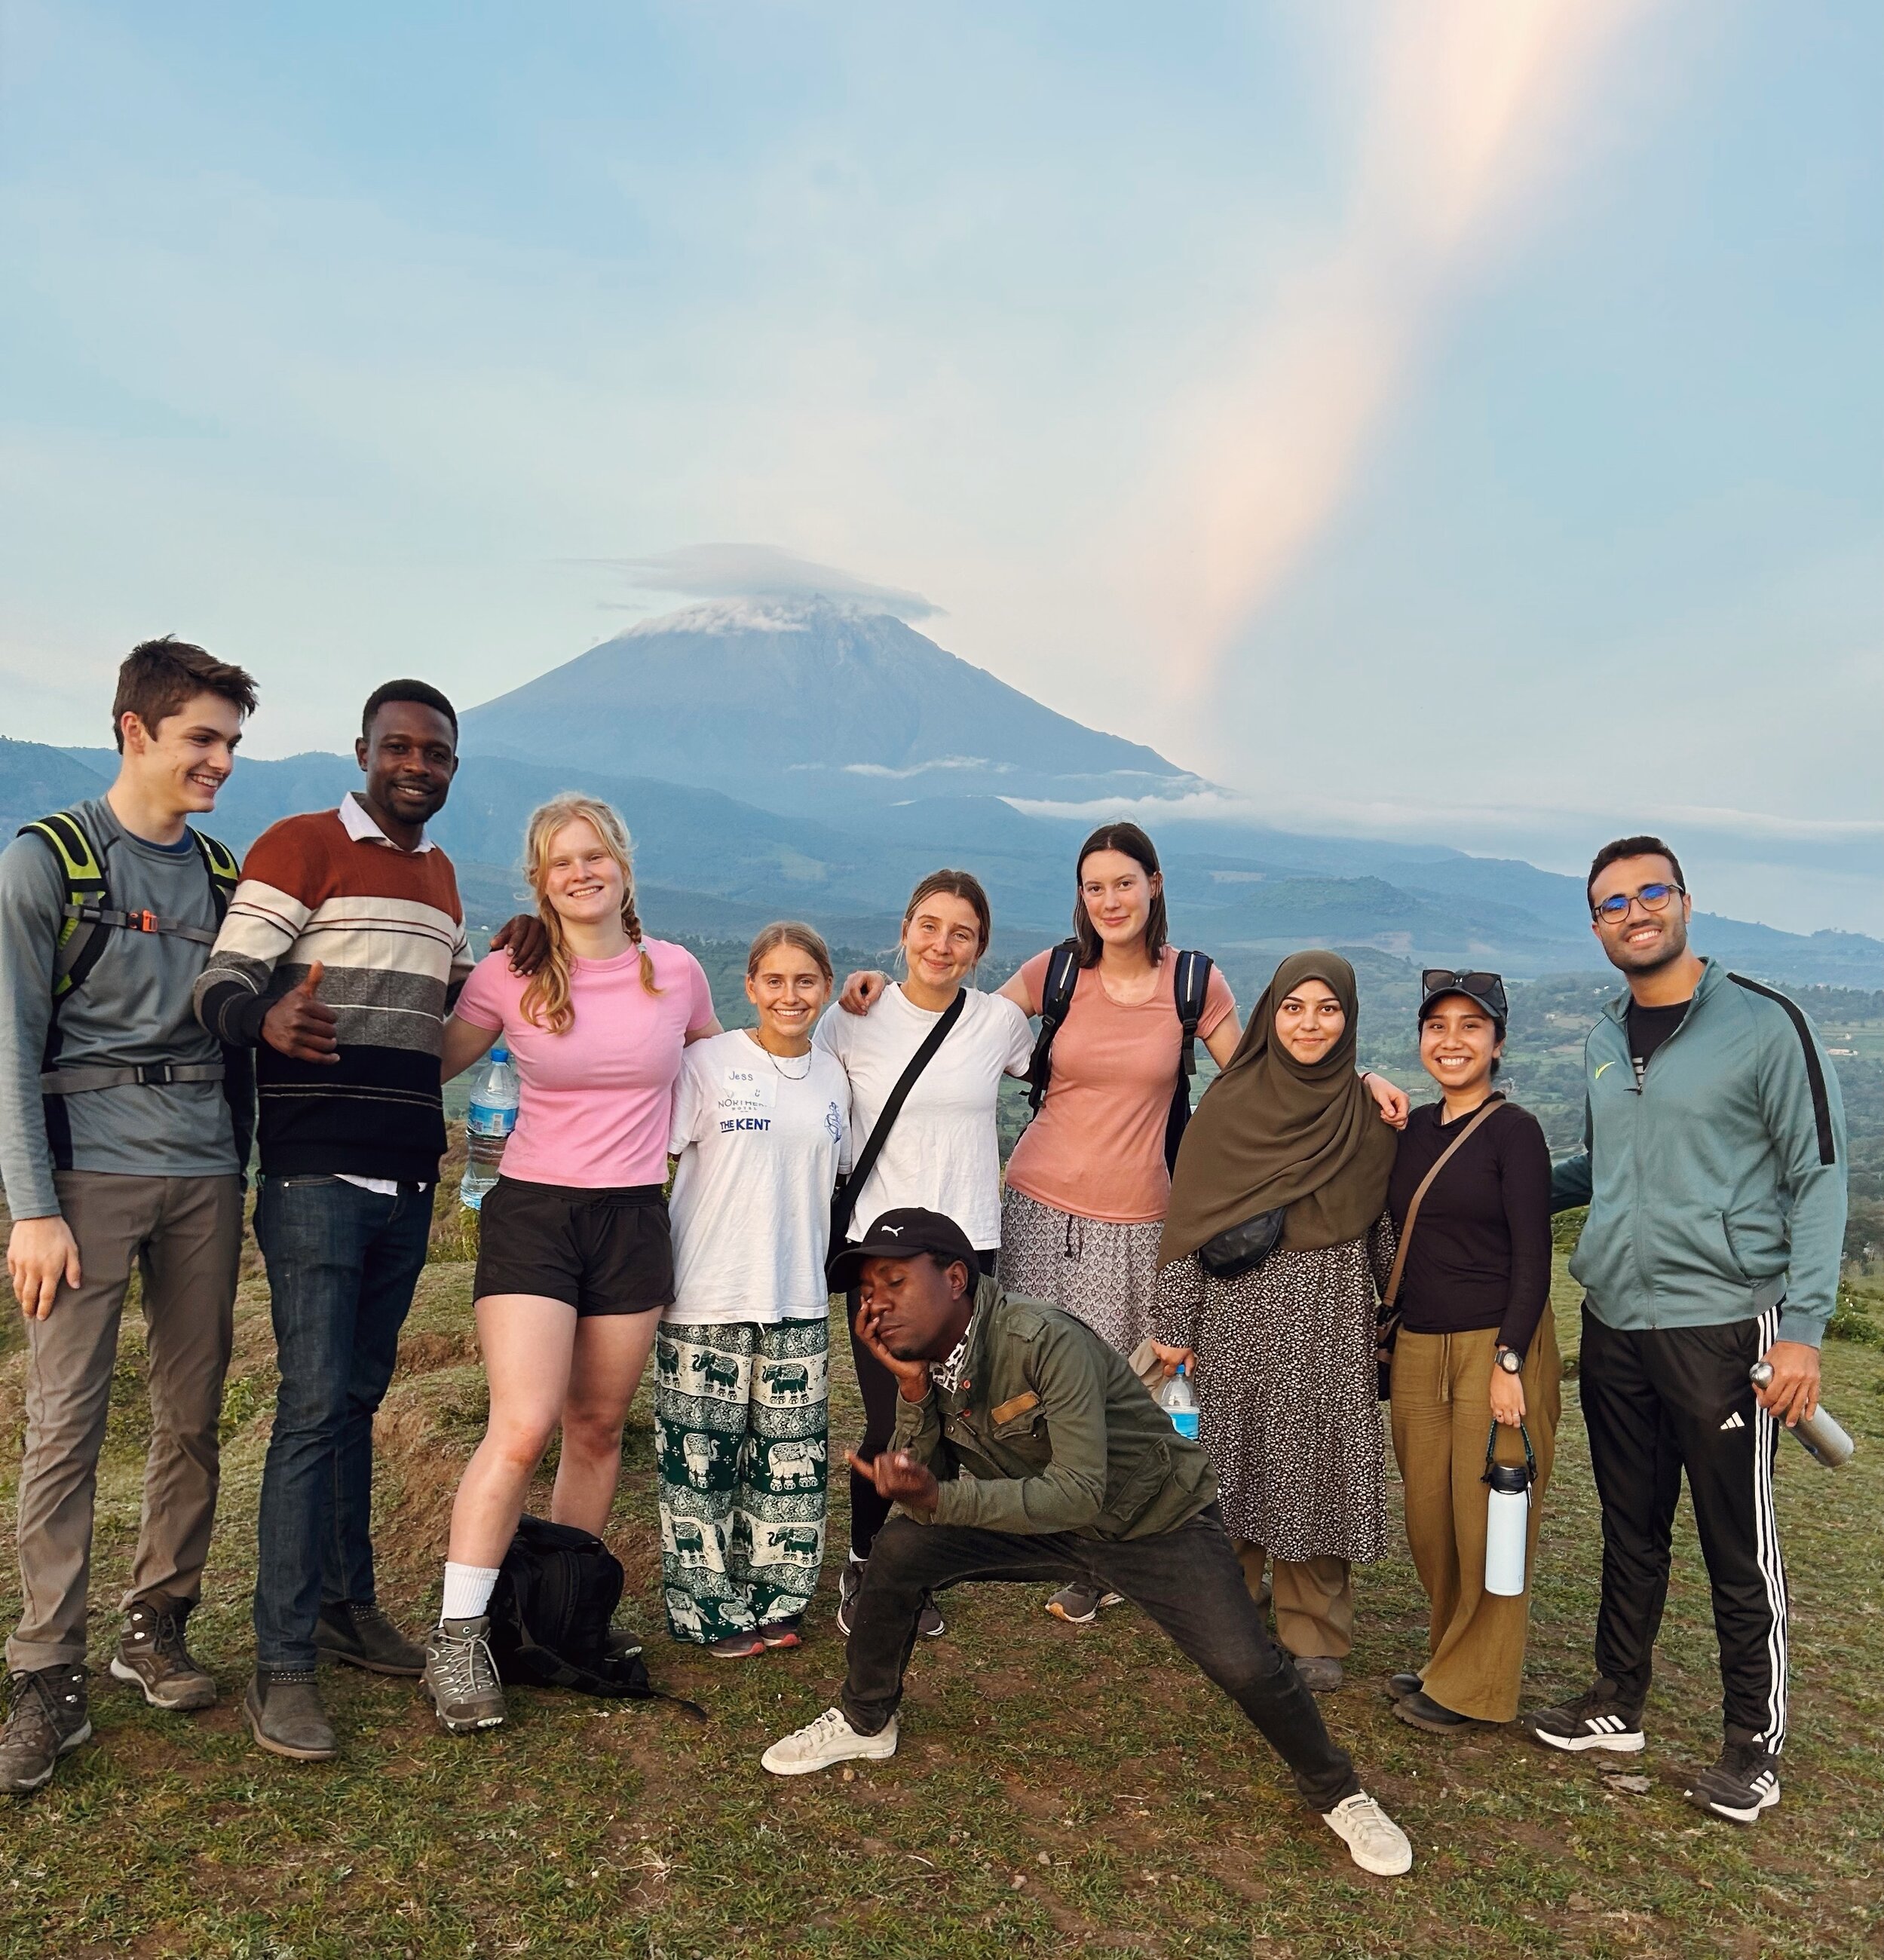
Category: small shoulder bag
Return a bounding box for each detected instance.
[1375,1095,1505,1398]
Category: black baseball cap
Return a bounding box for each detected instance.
[1417,968,1509,1028]
[827,1208,979,1289]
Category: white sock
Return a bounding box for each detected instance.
[441,1562,501,1622]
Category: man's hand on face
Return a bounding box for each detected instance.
[1754,1339,1821,1426]
[490,914,551,975]
[845,1447,940,1517]
[853,1297,935,1401]
[8,1216,81,1320]
[262,962,339,1064]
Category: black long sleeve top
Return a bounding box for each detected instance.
[1386,1096,1554,1354]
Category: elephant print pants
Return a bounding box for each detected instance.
[654,1318,829,1643]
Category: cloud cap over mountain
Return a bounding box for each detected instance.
[584,544,943,622]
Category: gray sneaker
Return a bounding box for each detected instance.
[0,1665,91,1796]
[109,1600,217,1711]
[244,1670,339,1762]
[423,1617,507,1734]
[1043,1583,1124,1626]
[316,1600,424,1677]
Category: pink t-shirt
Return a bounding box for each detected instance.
[1003,947,1236,1223]
[452,939,716,1187]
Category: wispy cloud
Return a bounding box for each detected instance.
[576,544,943,620]
[1131,0,1656,695]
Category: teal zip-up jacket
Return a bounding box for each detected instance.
[1552,959,1846,1348]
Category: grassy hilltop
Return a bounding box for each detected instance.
[3,1139,1883,1958]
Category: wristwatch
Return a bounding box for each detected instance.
[1494,1346,1523,1376]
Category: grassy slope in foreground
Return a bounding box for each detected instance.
[2,1181,1881,1960]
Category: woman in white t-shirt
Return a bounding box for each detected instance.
[812,868,1034,1634]
[657,924,851,1658]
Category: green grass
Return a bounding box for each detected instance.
[3,1221,1883,1958]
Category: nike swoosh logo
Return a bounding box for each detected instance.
[1595,1061,1617,1080]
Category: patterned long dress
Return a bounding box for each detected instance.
[1150,1218,1392,1566]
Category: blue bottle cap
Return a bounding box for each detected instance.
[490,1046,510,1063]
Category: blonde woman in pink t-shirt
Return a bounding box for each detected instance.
[419,795,720,1735]
[838,822,1408,1625]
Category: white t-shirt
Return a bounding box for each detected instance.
[813,984,1034,1251]
[666,1031,853,1325]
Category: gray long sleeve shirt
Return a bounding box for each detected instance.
[0,795,237,1219]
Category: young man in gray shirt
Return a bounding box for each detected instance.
[0,639,258,1796]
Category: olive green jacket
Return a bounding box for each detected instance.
[890,1278,1218,1539]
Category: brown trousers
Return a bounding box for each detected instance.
[1389,1312,1561,1722]
[8,1171,242,1673]
[1232,1542,1355,1660]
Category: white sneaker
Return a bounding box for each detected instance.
[761,1707,899,1777]
[1322,1790,1413,1876]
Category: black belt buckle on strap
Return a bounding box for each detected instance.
[133,1061,178,1086]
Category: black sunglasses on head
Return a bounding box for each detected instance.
[1420,969,1509,1021]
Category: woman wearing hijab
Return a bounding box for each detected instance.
[1150,951,1398,1694]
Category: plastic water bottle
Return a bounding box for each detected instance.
[1749,1362,1856,1468]
[1157,1363,1200,1441]
[459,1046,518,1211]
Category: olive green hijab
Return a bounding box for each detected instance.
[1158,949,1395,1264]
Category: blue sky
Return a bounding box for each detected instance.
[2,1,1879,932]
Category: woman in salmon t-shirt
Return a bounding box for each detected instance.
[418,794,719,1736]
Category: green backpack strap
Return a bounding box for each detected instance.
[190,828,241,920]
[18,813,109,1000]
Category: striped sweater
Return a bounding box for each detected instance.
[194,795,473,1182]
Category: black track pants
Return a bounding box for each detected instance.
[1578,1305,1790,1751]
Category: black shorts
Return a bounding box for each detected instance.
[473,1178,672,1316]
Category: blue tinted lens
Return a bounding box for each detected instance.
[1595,895,1630,918]
[1639,884,1673,904]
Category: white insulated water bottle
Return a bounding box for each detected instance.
[1482,1423,1536,1598]
[1749,1361,1856,1468]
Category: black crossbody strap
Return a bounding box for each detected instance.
[1025,939,1082,1114]
[832,988,969,1244]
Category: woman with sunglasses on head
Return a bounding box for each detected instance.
[1150,953,1398,1694]
[1384,972,1558,1735]
[813,869,1034,1637]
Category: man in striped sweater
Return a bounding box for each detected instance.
[195,680,473,1762]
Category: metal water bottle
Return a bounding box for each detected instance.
[1749,1362,1856,1468]
[1482,1423,1536,1598]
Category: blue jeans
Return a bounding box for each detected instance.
[252,1176,433,1670]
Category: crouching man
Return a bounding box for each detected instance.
[760,1208,1412,1879]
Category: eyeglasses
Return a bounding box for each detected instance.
[1591,882,1684,923]
[1420,970,1508,1020]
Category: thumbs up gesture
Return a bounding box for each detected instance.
[262,960,341,1064]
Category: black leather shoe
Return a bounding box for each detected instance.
[315,1601,424,1677]
[1393,1689,1492,1734]
[1386,1671,1423,1701]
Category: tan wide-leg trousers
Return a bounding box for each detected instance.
[8,1171,242,1673]
[1231,1542,1355,1660]
[1389,1311,1561,1722]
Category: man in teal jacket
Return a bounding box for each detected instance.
[1524,836,1846,1829]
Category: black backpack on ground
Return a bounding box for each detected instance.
[486,1515,704,1717]
[1025,939,1215,1172]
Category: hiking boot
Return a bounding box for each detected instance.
[1043,1583,1124,1626]
[1386,1671,1423,1701]
[1322,1790,1413,1877]
[1393,1689,1493,1735]
[423,1618,506,1734]
[761,1707,899,1777]
[1522,1680,1645,1755]
[109,1600,217,1711]
[316,1600,424,1677]
[1292,1655,1343,1694]
[244,1670,339,1762]
[0,1665,90,1796]
[1686,1741,1781,1824]
[835,1558,865,1637]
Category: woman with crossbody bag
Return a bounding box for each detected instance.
[1382,971,1558,1734]
[812,870,1033,1637]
